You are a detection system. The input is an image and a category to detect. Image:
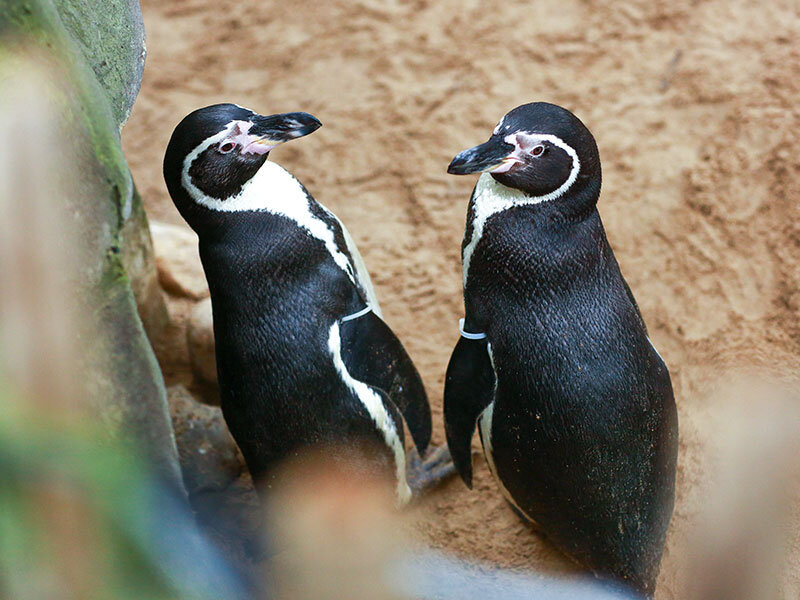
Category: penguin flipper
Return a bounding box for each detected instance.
[339,222,382,318]
[339,311,432,455]
[443,335,495,489]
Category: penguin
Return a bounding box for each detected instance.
[443,102,678,596]
[163,104,452,504]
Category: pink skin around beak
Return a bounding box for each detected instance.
[488,134,529,174]
[227,121,277,155]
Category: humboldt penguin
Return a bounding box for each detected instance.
[163,103,451,504]
[443,102,678,596]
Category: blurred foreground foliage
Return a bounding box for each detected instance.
[0,393,250,600]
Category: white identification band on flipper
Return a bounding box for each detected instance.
[459,318,487,340]
[341,305,372,322]
[462,133,581,288]
[328,321,412,505]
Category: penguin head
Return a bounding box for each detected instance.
[448,102,600,202]
[163,103,321,231]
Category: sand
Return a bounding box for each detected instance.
[123,1,800,597]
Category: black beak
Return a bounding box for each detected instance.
[250,111,322,144]
[447,136,515,175]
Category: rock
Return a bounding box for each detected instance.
[0,2,181,492]
[55,0,168,340]
[89,273,180,482]
[169,385,260,574]
[188,297,219,391]
[151,221,210,300]
[122,199,169,342]
[168,385,244,496]
[53,0,146,128]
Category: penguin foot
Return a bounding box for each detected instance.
[406,445,457,497]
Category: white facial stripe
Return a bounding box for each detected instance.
[328,321,411,505]
[492,115,512,136]
[181,119,251,200]
[183,120,271,181]
[182,148,380,303]
[230,120,252,136]
[462,133,580,288]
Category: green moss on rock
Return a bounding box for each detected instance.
[0,1,179,490]
[54,0,145,128]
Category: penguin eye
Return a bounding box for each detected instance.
[219,142,236,154]
[530,144,545,157]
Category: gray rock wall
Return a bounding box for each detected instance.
[0,1,181,491]
[54,0,146,128]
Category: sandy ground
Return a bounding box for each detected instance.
[123,1,800,597]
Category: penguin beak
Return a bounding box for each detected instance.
[244,112,322,154]
[447,136,516,175]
